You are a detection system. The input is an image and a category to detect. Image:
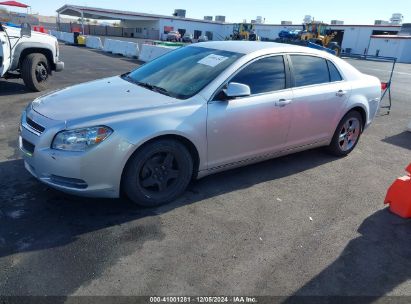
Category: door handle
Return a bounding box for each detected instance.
[276,99,292,107]
[336,90,347,97]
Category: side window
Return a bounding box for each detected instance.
[327,60,343,82]
[230,56,286,95]
[290,55,329,87]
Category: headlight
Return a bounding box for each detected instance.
[52,126,113,152]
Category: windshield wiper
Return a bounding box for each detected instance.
[135,81,154,90]
[122,75,172,97]
[135,81,171,97]
[151,85,170,96]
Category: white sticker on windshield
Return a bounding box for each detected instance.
[198,54,229,67]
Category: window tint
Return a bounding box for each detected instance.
[231,56,286,95]
[327,60,343,82]
[290,55,329,87]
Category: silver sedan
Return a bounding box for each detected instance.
[19,41,382,207]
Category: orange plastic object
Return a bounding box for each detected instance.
[384,163,411,218]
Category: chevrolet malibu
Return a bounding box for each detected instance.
[19,41,382,207]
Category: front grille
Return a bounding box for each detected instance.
[26,117,45,134]
[22,138,35,154]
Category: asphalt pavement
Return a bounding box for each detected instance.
[0,44,411,300]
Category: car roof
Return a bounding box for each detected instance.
[193,41,329,57]
[192,41,365,81]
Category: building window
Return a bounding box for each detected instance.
[136,28,142,34]
[205,31,213,40]
[194,30,202,39]
[164,26,174,34]
[372,30,398,35]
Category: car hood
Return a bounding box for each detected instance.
[32,76,177,121]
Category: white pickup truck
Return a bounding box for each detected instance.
[0,23,64,91]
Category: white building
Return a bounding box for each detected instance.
[368,35,411,62]
[255,23,402,55]
[329,24,401,54]
[57,4,231,40]
[56,5,410,62]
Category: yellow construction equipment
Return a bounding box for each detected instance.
[232,23,259,41]
[300,22,340,55]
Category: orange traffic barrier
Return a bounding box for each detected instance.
[384,163,411,218]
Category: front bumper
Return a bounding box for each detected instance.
[19,108,134,198]
[55,61,64,72]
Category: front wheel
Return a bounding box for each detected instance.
[327,111,363,156]
[21,53,50,92]
[123,139,193,207]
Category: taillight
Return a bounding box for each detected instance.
[381,82,388,91]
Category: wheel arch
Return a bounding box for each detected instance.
[18,47,55,70]
[346,105,367,129]
[120,133,201,193]
[329,105,368,146]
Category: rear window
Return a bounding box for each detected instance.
[327,60,343,82]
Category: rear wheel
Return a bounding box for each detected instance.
[327,111,363,156]
[21,53,50,92]
[123,139,193,207]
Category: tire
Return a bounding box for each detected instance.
[330,44,341,57]
[327,111,363,157]
[21,53,50,92]
[123,139,193,207]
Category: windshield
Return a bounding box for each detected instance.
[125,46,243,99]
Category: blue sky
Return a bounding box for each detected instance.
[4,0,410,24]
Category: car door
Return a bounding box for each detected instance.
[286,54,351,148]
[207,55,293,169]
[0,31,11,77]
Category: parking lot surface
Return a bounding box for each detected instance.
[0,44,410,299]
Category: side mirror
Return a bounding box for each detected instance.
[20,23,31,38]
[225,82,251,98]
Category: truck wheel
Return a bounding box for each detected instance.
[21,53,50,92]
[330,45,341,56]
